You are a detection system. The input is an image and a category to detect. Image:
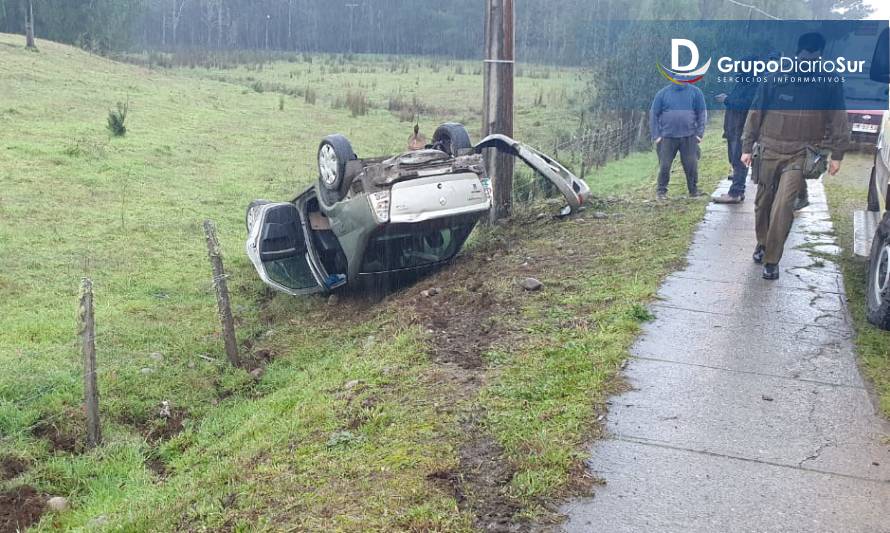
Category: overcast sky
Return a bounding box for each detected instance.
[866,0,890,19]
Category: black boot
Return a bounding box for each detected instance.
[753,245,765,264]
[763,263,780,280]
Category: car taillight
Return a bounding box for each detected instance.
[368,191,391,224]
[480,177,492,200]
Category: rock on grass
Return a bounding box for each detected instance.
[521,278,544,291]
[46,496,68,512]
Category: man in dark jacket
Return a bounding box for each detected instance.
[650,83,708,200]
[713,56,760,204]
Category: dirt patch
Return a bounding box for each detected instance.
[250,204,619,529]
[118,404,189,443]
[237,340,278,371]
[145,408,187,442]
[0,456,28,481]
[32,417,83,454]
[145,457,168,478]
[412,276,512,369]
[345,393,379,431]
[0,486,45,533]
[429,414,523,532]
[397,206,636,529]
[381,221,547,529]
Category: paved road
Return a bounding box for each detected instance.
[562,178,890,533]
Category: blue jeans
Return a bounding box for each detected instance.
[727,135,747,197]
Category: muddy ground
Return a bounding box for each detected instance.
[0,485,45,533]
[254,200,625,531]
[0,456,28,481]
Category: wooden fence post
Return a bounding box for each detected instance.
[203,220,240,367]
[78,278,101,448]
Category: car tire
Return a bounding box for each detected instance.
[432,123,472,157]
[866,213,890,330]
[246,199,272,232]
[317,134,357,203]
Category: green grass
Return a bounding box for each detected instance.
[0,34,726,530]
[478,141,726,514]
[823,154,890,417]
[164,53,589,151]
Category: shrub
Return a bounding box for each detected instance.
[305,86,317,105]
[345,90,369,117]
[332,90,369,117]
[107,101,129,137]
[387,93,432,122]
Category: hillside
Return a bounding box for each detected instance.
[0,35,724,531]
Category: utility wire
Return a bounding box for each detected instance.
[725,0,783,20]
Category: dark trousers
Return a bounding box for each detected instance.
[657,136,700,194]
[754,149,806,265]
[726,135,747,197]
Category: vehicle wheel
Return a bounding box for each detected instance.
[432,123,472,157]
[246,199,272,232]
[866,215,890,329]
[317,134,357,202]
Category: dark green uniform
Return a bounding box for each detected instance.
[742,81,850,265]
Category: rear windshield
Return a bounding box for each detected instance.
[360,222,475,274]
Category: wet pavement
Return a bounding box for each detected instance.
[561,178,890,532]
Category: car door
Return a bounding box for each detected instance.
[246,202,325,295]
[475,134,591,213]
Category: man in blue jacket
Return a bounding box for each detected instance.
[650,83,708,200]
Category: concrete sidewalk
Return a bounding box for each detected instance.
[562,179,890,533]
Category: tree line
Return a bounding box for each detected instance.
[0,0,873,62]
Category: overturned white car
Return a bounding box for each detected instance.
[246,123,590,295]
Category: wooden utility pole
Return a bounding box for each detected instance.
[483,0,514,223]
[203,220,240,367]
[24,0,35,49]
[78,278,101,448]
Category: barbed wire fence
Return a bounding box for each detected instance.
[512,115,649,207]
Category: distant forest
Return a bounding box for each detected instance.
[0,0,874,63]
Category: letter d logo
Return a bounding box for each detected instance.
[672,39,700,72]
[658,38,710,84]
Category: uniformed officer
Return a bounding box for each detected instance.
[740,33,851,280]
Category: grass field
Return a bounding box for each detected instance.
[823,152,890,417]
[1,34,726,531]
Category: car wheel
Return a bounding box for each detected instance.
[866,214,890,329]
[246,199,272,232]
[432,123,472,157]
[318,134,356,201]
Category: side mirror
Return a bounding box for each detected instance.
[871,27,889,84]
